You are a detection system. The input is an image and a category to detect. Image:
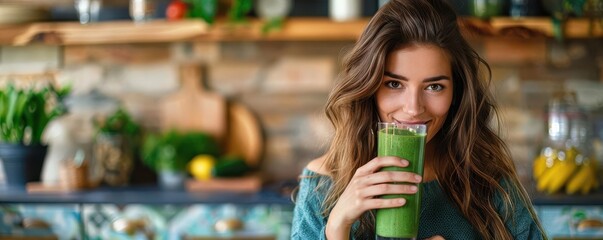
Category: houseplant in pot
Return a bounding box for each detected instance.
[141,130,220,189]
[0,83,69,190]
[93,107,141,186]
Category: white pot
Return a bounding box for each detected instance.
[158,170,185,189]
[329,0,361,22]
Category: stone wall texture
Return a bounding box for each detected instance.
[1,38,602,182]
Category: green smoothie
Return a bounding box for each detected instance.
[375,127,426,239]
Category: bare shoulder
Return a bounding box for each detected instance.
[306,155,330,176]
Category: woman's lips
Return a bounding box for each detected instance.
[394,119,430,125]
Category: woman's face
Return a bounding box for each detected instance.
[376,44,454,143]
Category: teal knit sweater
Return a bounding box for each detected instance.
[291,168,543,240]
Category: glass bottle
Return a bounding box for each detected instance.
[547,91,578,148]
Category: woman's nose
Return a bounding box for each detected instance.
[402,90,424,116]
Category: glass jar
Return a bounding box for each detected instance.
[130,0,156,23]
[533,91,600,195]
[93,133,134,186]
[75,0,102,24]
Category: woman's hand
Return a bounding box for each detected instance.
[325,156,422,239]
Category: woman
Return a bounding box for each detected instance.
[291,0,546,239]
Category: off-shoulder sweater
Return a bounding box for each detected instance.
[291,168,543,240]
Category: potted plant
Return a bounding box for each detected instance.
[141,130,220,189]
[93,107,141,186]
[0,83,70,190]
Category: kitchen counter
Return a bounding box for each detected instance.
[528,186,603,206]
[0,182,295,205]
[1,180,601,206]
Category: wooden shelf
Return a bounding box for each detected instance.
[0,17,601,46]
[203,18,367,42]
[0,20,210,46]
[462,17,603,39]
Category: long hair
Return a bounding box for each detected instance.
[320,0,545,239]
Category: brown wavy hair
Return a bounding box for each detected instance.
[319,0,545,239]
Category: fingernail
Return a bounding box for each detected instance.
[401,160,409,165]
[398,198,406,205]
[415,175,422,181]
[410,186,418,192]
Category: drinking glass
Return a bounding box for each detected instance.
[375,122,426,240]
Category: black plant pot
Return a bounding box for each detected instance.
[0,144,48,190]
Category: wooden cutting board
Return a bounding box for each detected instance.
[159,64,227,143]
[226,102,263,168]
[185,102,265,193]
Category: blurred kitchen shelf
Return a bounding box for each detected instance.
[531,191,603,206]
[0,0,125,6]
[524,179,603,206]
[0,17,601,46]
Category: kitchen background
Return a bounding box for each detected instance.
[1,0,603,239]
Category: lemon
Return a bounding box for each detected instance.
[188,154,216,180]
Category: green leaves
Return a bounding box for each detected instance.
[228,0,253,23]
[261,17,284,35]
[0,84,69,145]
[141,130,220,172]
[186,0,218,24]
[94,108,140,136]
[565,0,587,17]
[549,0,590,41]
[184,0,253,24]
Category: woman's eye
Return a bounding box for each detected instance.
[385,81,401,89]
[426,84,444,91]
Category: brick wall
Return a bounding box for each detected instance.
[1,38,601,182]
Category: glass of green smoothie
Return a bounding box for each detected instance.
[375,122,426,240]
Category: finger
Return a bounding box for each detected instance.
[363,171,422,185]
[424,235,445,240]
[354,156,409,177]
[363,198,406,210]
[358,183,418,198]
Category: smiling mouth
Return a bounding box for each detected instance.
[394,119,431,125]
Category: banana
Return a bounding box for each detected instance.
[536,148,561,192]
[546,160,578,194]
[536,163,557,192]
[533,154,547,181]
[592,160,600,189]
[566,164,594,195]
[580,176,595,195]
[566,147,579,163]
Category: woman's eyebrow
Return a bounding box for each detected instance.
[384,71,407,80]
[423,75,451,82]
[384,71,450,82]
